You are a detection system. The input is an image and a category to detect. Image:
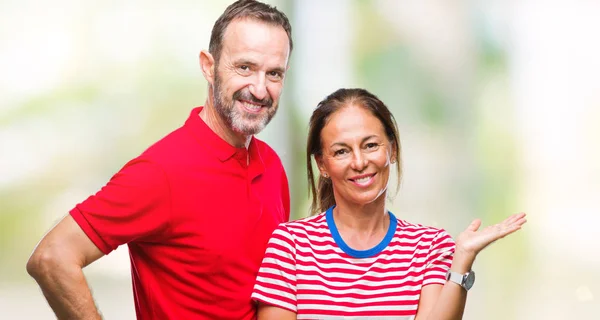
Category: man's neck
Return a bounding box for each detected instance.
[199,99,251,149]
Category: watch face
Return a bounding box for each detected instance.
[464,271,476,290]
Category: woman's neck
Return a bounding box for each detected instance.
[332,197,390,250]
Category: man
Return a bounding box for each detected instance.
[26,1,292,319]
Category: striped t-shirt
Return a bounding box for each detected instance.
[251,206,455,319]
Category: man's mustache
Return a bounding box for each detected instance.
[233,90,273,107]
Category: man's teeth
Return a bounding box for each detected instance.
[355,176,371,184]
[242,101,261,111]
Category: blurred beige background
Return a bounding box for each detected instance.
[1,0,599,319]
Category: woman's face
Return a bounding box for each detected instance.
[317,105,395,208]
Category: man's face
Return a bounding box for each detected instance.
[212,19,290,136]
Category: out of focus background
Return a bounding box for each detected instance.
[1,0,599,319]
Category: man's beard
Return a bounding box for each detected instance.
[212,73,277,136]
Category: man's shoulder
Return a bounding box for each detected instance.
[252,136,277,155]
[111,127,189,178]
[135,127,188,160]
[252,137,284,166]
[138,107,203,159]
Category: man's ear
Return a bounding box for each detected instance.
[199,50,215,85]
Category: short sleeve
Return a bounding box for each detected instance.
[423,229,455,286]
[251,224,297,313]
[70,159,171,254]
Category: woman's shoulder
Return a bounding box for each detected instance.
[281,212,327,229]
[394,216,452,239]
[275,212,329,237]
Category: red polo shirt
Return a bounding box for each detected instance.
[70,107,290,319]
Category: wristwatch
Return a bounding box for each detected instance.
[446,270,475,291]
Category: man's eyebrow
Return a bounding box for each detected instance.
[234,59,259,67]
[233,60,285,74]
[269,66,286,74]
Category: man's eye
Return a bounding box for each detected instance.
[239,65,249,71]
[268,71,281,77]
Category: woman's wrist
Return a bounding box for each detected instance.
[450,247,477,274]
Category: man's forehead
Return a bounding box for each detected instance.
[223,18,281,38]
[221,18,290,58]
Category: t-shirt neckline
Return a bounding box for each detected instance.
[325,205,397,259]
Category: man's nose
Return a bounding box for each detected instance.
[249,73,267,101]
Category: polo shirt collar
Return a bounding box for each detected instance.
[185,107,265,176]
[248,137,265,180]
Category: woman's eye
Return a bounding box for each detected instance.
[366,143,379,149]
[334,149,348,156]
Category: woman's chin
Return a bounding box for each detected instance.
[346,193,386,207]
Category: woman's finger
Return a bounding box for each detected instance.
[503,212,526,226]
[497,219,527,238]
[513,216,527,227]
[467,219,482,232]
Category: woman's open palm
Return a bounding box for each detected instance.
[455,212,527,256]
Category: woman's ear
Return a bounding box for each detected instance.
[390,141,398,164]
[315,155,329,178]
[199,50,216,85]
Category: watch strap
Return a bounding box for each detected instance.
[446,270,475,291]
[447,271,465,286]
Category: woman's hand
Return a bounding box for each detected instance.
[450,212,527,273]
[416,213,527,320]
[454,212,527,262]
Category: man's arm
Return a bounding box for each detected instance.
[27,214,105,320]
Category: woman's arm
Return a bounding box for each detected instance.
[415,213,527,320]
[252,224,299,320]
[415,250,473,320]
[257,302,297,320]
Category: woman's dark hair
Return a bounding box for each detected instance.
[306,88,402,215]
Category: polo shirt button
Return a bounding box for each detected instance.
[235,149,248,166]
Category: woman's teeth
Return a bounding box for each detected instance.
[355,176,371,184]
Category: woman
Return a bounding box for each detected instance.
[252,88,527,319]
